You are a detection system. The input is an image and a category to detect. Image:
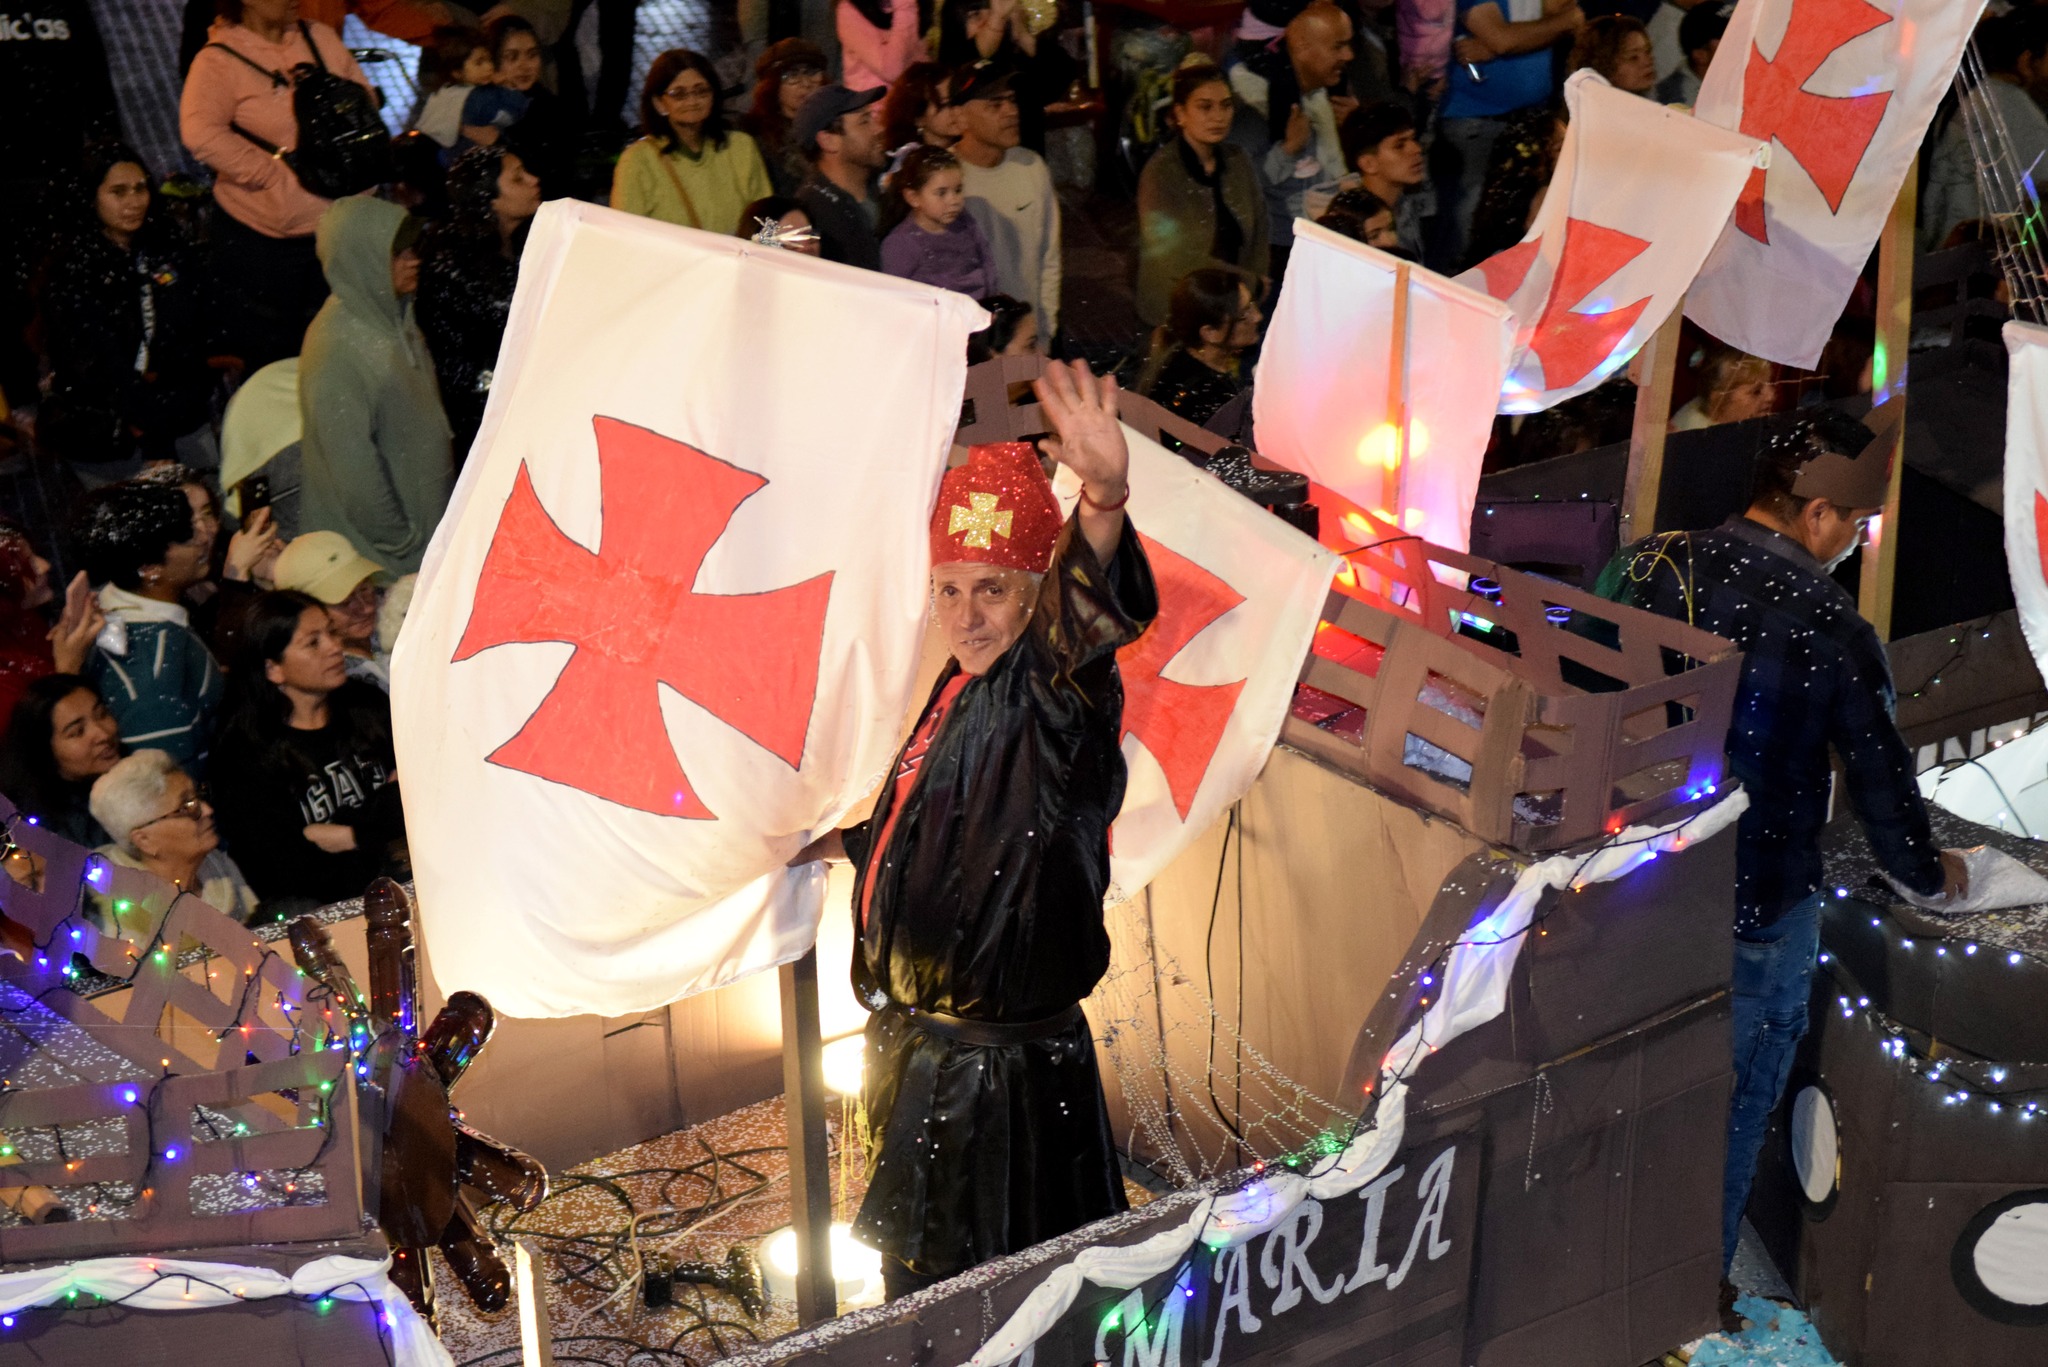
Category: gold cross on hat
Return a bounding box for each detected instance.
[948,491,1013,549]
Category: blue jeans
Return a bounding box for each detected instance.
[1722,892,1824,1270]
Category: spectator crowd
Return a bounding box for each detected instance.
[0,0,2034,918]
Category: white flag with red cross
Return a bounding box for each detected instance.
[1056,432,1338,901]
[2004,322,2048,681]
[1686,0,1988,368]
[1460,70,1767,413]
[1254,220,1515,551]
[391,202,986,1019]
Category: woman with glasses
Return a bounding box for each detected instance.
[89,750,261,924]
[612,49,773,236]
[209,591,403,918]
[742,39,831,196]
[0,675,124,845]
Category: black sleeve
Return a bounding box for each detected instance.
[1029,514,1158,681]
[1831,637,1944,898]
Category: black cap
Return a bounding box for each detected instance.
[948,60,1018,106]
[793,84,885,155]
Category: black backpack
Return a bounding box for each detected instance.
[207,22,393,200]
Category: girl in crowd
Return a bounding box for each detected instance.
[881,61,963,151]
[0,524,104,738]
[735,197,823,255]
[742,39,831,196]
[209,591,403,915]
[839,0,926,92]
[613,49,773,236]
[90,750,262,923]
[0,676,123,845]
[1569,15,1656,97]
[179,0,373,368]
[39,144,217,478]
[966,293,1038,362]
[487,14,580,199]
[420,146,544,460]
[881,145,999,296]
[1316,187,1402,253]
[1135,63,1269,330]
[1133,267,1264,429]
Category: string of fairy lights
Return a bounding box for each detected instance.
[0,812,407,1349]
[1067,793,1739,1352]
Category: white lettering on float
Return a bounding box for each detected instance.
[1116,1146,1458,1367]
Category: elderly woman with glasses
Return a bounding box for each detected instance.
[88,749,262,925]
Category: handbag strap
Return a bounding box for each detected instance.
[204,37,288,88]
[297,20,329,74]
[646,139,704,230]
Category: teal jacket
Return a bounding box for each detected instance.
[86,586,223,773]
[298,197,455,575]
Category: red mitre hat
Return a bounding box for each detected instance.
[929,443,1062,574]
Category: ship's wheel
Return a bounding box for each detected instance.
[290,878,548,1325]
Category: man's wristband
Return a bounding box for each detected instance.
[1080,482,1131,513]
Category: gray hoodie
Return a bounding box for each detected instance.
[298,197,455,576]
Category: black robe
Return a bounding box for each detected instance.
[846,516,1157,1278]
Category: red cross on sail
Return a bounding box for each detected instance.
[1456,71,1765,414]
[453,418,835,819]
[1118,536,1249,821]
[1687,0,1987,367]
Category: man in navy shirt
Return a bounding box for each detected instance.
[1594,409,1966,1281]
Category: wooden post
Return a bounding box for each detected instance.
[1620,306,1684,540]
[514,1238,558,1367]
[1859,175,1917,639]
[779,948,837,1325]
[1385,261,1413,519]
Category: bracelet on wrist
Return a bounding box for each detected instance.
[1080,482,1131,513]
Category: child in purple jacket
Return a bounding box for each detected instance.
[879,145,999,299]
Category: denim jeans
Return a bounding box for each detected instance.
[1722,891,1824,1269]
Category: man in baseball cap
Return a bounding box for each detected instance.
[1593,406,1967,1297]
[273,531,389,690]
[793,85,888,269]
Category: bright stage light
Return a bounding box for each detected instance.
[821,1034,866,1098]
[760,1221,884,1307]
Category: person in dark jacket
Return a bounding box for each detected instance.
[795,361,1156,1300]
[209,590,403,916]
[38,143,217,474]
[795,85,889,271]
[1131,267,1264,429]
[1135,62,1269,328]
[486,15,582,200]
[0,674,123,846]
[418,145,541,462]
[1592,410,1967,1279]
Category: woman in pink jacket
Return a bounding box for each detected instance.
[837,0,928,93]
[179,0,373,370]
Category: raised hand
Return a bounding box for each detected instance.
[225,507,283,585]
[1033,359,1130,563]
[47,572,105,675]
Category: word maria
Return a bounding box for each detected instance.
[1081,1145,1461,1367]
